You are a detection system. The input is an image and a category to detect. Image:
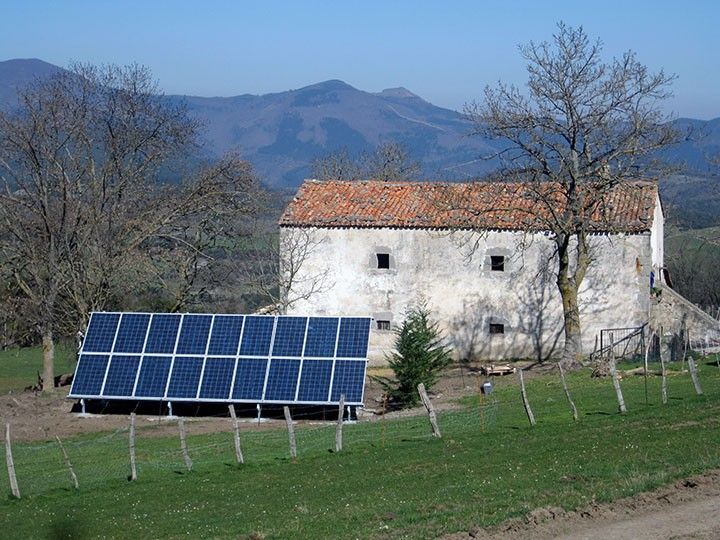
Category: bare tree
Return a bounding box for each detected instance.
[311,147,362,181]
[312,142,420,182]
[0,64,260,390]
[465,23,677,365]
[362,142,421,182]
[246,227,333,314]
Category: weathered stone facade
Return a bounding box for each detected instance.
[280,180,668,364]
[281,226,659,363]
[650,285,720,354]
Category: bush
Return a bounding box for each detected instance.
[378,305,453,407]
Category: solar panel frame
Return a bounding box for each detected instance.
[293,317,311,401]
[130,312,156,397]
[80,312,120,353]
[101,355,141,397]
[69,312,370,406]
[113,313,151,354]
[69,354,110,397]
[198,357,235,400]
[226,315,247,401]
[133,356,172,398]
[194,315,215,399]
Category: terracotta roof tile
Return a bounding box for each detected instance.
[279,180,658,233]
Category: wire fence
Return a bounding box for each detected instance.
[2,349,720,500]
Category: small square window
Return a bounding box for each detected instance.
[376,320,391,331]
[376,253,390,269]
[490,255,505,272]
[489,323,505,335]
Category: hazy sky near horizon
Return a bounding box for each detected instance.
[2,0,718,119]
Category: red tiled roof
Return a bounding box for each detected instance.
[279,180,659,233]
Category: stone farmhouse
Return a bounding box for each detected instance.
[279,179,718,363]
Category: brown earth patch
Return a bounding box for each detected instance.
[443,470,720,540]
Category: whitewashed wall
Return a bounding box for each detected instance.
[282,227,654,364]
[650,193,665,279]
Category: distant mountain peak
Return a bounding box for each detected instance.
[376,87,421,99]
[1,58,56,66]
[0,58,63,77]
[299,79,357,92]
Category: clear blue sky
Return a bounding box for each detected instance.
[2,0,718,118]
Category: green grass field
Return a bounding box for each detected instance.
[0,343,76,394]
[2,358,720,539]
[665,224,720,251]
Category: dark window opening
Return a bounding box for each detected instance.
[376,253,390,269]
[489,323,505,335]
[376,320,391,331]
[490,255,505,272]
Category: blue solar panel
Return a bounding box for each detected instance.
[297,359,333,401]
[176,314,213,355]
[166,357,204,399]
[82,313,120,352]
[70,354,109,395]
[264,359,301,401]
[102,355,141,396]
[144,314,182,354]
[134,356,172,398]
[71,312,371,405]
[272,317,307,357]
[336,318,371,358]
[232,358,267,400]
[208,315,244,355]
[331,360,366,402]
[113,314,150,353]
[304,318,339,357]
[199,358,235,399]
[239,316,275,356]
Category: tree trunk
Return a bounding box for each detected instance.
[558,280,583,366]
[556,232,588,368]
[41,327,55,393]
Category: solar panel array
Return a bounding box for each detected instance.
[69,312,371,406]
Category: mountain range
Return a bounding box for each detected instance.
[1,58,719,226]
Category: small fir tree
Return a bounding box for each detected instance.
[379,305,453,407]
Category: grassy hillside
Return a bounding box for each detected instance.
[0,343,76,394]
[2,359,720,539]
[666,224,720,250]
[665,224,720,305]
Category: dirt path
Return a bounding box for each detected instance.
[553,496,720,539]
[447,471,720,540]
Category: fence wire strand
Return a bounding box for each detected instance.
[2,351,719,498]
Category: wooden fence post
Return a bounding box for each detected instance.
[517,368,536,426]
[4,423,20,499]
[608,357,627,413]
[417,383,441,438]
[687,355,704,395]
[55,436,79,490]
[476,376,485,432]
[558,362,578,421]
[381,395,387,449]
[283,406,297,460]
[228,405,244,464]
[335,394,345,452]
[129,413,137,481]
[178,418,193,471]
[659,338,668,405]
[644,331,656,405]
